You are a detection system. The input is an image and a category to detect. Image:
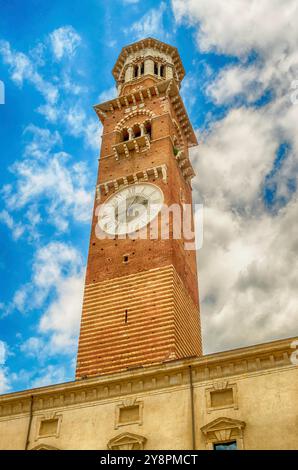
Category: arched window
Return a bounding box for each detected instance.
[154,62,158,75]
[132,124,141,138]
[133,65,138,78]
[160,65,165,77]
[140,62,144,75]
[122,128,129,142]
[144,121,151,138]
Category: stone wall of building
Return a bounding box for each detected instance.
[0,337,297,450]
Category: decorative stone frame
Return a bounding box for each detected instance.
[117,119,152,145]
[115,109,155,133]
[201,417,246,450]
[107,432,147,450]
[35,412,62,440]
[31,444,60,450]
[115,398,144,429]
[96,164,167,201]
[205,381,238,413]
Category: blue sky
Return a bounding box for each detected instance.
[0,0,297,393]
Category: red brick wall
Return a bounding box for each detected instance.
[76,79,201,379]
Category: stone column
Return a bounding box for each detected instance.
[128,127,133,140]
[166,65,174,80]
[125,65,133,82]
[145,58,154,75]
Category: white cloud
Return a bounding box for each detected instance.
[196,195,298,352]
[172,0,297,57]
[172,0,298,352]
[0,341,10,393]
[98,86,117,103]
[49,26,81,61]
[0,369,10,394]
[0,341,7,365]
[125,2,167,39]
[63,105,102,150]
[39,274,84,354]
[1,125,93,236]
[33,243,84,355]
[32,242,82,287]
[31,365,68,388]
[0,34,98,151]
[0,40,58,104]
[180,74,199,113]
[20,337,45,357]
[194,107,278,213]
[0,210,25,240]
[12,288,28,312]
[16,242,85,359]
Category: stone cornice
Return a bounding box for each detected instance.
[93,79,198,147]
[0,336,297,419]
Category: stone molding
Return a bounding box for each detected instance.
[107,432,146,450]
[0,336,296,420]
[35,411,62,440]
[115,109,155,132]
[95,164,167,201]
[94,79,197,147]
[205,381,238,414]
[30,444,60,450]
[114,398,144,429]
[201,417,246,450]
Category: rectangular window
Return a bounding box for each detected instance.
[39,418,59,437]
[214,441,237,450]
[119,405,140,424]
[210,388,234,408]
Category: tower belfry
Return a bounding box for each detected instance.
[76,37,202,379]
[112,37,185,95]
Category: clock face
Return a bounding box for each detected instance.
[98,183,164,235]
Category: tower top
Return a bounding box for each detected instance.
[112,37,185,95]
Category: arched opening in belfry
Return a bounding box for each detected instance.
[140,62,144,75]
[144,121,152,138]
[160,65,165,78]
[132,124,141,138]
[133,65,138,78]
[122,128,129,142]
[154,62,158,75]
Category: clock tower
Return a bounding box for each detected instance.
[76,38,202,379]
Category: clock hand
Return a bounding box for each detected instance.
[126,196,137,212]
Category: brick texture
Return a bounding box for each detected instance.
[76,66,202,379]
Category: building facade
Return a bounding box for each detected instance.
[0,38,297,450]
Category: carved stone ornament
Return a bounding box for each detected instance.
[107,432,147,450]
[201,417,246,450]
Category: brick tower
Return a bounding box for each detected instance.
[76,37,202,379]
